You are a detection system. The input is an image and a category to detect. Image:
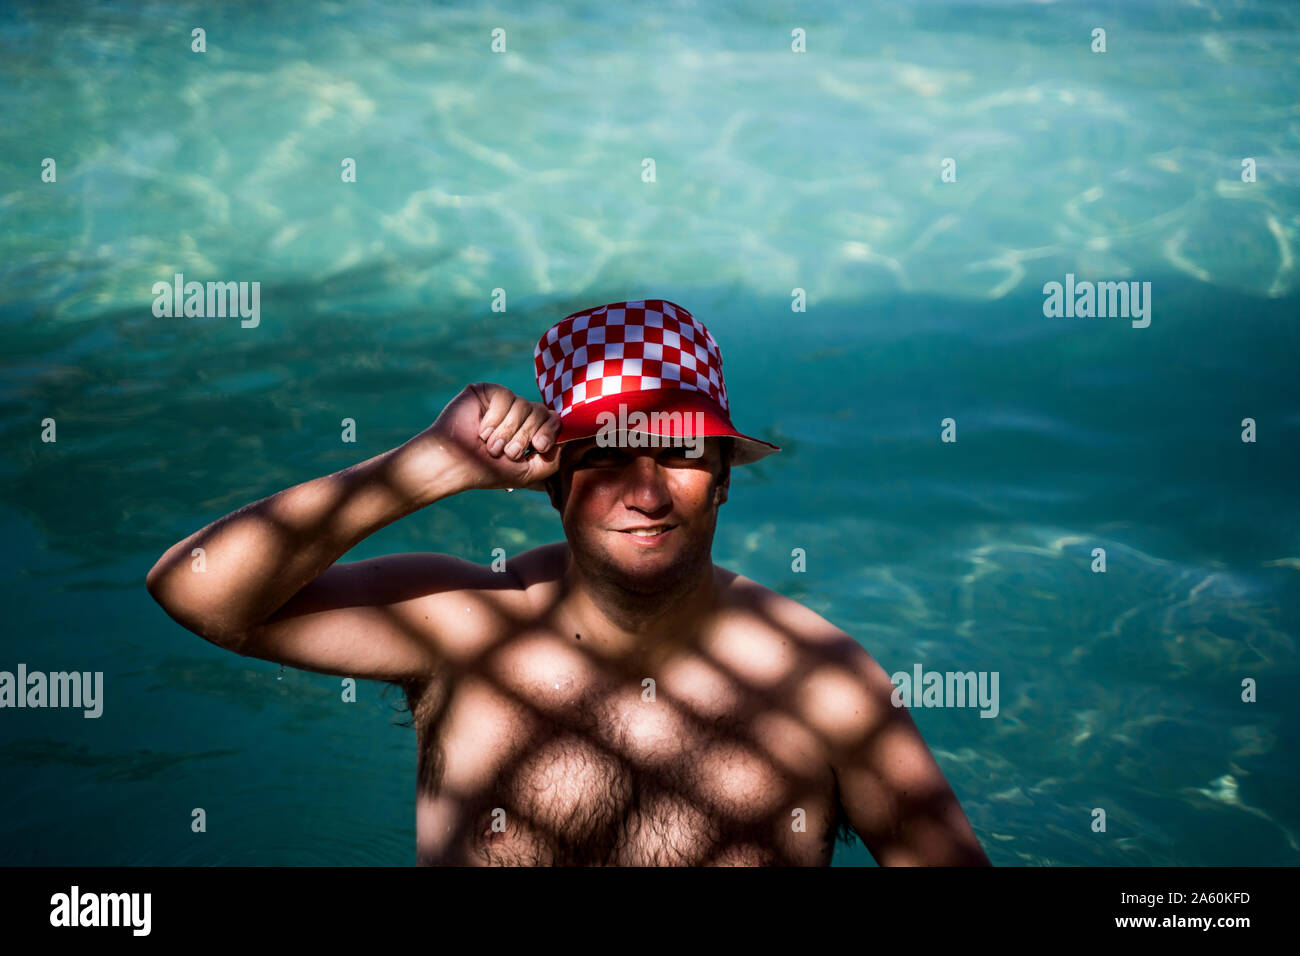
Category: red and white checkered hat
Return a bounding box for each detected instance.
[532,298,780,468]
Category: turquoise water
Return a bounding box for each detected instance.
[2,0,1298,865]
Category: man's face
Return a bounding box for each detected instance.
[547,435,730,596]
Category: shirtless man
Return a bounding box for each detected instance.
[146,301,990,867]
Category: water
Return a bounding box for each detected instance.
[1,0,1298,866]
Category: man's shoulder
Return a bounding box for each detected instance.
[505,541,568,588]
[382,546,562,665]
[712,566,897,722]
[714,566,861,653]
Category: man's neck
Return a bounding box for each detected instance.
[557,546,719,666]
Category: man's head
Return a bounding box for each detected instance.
[542,435,734,597]
[529,299,778,600]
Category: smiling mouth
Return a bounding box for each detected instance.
[617,524,676,540]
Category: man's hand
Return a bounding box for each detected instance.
[401,382,563,494]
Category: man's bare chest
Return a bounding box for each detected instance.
[412,633,837,866]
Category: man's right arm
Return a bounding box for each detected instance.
[144,383,562,681]
[144,442,470,679]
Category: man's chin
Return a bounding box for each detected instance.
[587,538,696,593]
[602,555,677,594]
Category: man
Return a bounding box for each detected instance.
[146,299,990,867]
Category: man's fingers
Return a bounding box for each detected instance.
[475,386,517,443]
[469,386,561,463]
[483,397,533,458]
[499,405,548,460]
[506,404,562,461]
[528,409,562,453]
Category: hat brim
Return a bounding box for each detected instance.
[517,390,780,493]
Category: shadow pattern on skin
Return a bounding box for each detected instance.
[382,574,966,867]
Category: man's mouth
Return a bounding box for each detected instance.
[617,524,677,543]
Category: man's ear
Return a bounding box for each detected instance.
[713,443,732,507]
[544,475,563,513]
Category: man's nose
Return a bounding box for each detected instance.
[622,453,672,507]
